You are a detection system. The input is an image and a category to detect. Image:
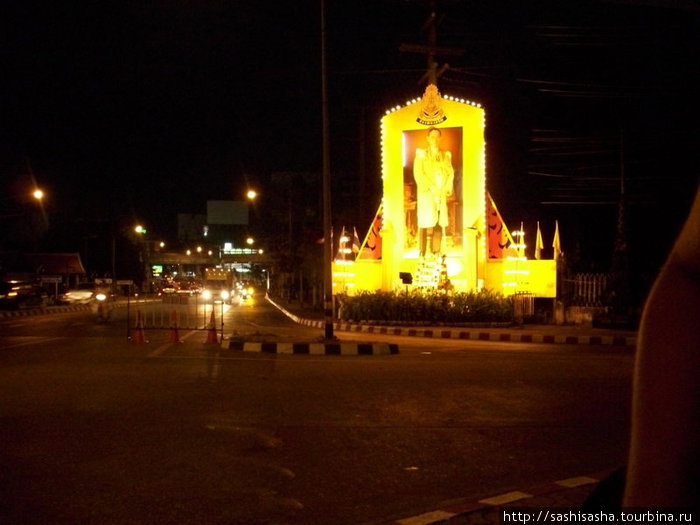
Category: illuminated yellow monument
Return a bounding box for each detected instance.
[333,84,556,298]
[380,84,486,292]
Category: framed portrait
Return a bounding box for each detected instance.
[402,126,463,254]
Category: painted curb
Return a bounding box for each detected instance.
[222,339,399,355]
[333,324,636,347]
[386,470,614,525]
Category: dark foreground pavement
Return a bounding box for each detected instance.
[262,296,634,524]
[1,296,636,524]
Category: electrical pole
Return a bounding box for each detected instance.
[609,129,630,319]
[398,0,464,87]
[321,0,334,339]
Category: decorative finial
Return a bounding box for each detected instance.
[417,84,446,125]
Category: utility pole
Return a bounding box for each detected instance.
[398,0,464,86]
[609,129,630,320]
[321,0,334,339]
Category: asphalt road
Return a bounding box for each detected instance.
[0,296,635,524]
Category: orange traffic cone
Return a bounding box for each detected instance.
[131,309,149,344]
[205,310,218,344]
[168,310,181,343]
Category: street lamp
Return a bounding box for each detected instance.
[131,224,150,291]
[245,189,260,256]
[1,187,48,251]
[246,189,258,223]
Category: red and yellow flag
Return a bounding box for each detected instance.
[358,205,382,260]
[486,192,514,259]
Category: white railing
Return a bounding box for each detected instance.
[567,273,607,306]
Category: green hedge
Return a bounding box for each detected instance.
[337,289,514,324]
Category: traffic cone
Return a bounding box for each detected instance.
[205,310,218,344]
[131,309,149,344]
[168,310,181,343]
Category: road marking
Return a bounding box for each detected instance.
[147,330,199,358]
[556,475,598,488]
[396,510,456,524]
[0,336,64,349]
[478,490,532,505]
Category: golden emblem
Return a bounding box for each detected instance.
[417,84,446,125]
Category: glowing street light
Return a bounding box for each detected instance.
[0,186,48,252]
[3,187,45,206]
[246,189,260,251]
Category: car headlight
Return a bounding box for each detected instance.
[221,290,230,300]
[95,293,107,301]
[202,290,212,300]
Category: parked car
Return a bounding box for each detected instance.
[0,281,48,310]
[58,282,99,304]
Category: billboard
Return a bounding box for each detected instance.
[346,84,556,298]
[206,200,249,226]
[379,85,486,291]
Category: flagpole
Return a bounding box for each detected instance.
[553,220,562,260]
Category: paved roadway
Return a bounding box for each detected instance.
[0,295,635,524]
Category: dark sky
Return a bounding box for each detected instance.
[2,0,698,272]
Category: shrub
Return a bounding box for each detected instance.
[337,289,513,324]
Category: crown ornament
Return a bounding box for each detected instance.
[417,84,446,125]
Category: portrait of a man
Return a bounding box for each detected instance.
[403,126,462,257]
[414,126,454,257]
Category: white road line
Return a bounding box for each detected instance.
[0,336,64,349]
[146,330,199,358]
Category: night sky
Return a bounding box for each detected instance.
[2,0,698,275]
